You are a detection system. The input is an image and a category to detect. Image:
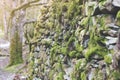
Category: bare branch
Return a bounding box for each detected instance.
[9,0,48,28]
[23,19,37,26]
[10,0,47,16]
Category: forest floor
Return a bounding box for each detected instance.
[0,32,28,80]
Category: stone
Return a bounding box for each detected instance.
[33,77,41,80]
[34,46,40,52]
[93,0,120,18]
[34,52,40,58]
[113,0,120,7]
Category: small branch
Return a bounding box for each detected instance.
[9,0,48,28]
[11,0,39,15]
[23,19,37,26]
[10,0,48,16]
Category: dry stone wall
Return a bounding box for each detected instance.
[25,0,120,80]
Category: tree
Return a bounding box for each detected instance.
[9,0,47,65]
[9,0,25,65]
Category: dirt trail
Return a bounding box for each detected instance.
[0,38,15,80]
[0,69,15,80]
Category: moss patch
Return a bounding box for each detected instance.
[9,31,23,66]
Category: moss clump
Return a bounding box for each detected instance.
[112,71,120,80]
[9,31,23,66]
[55,72,64,80]
[85,44,108,60]
[81,71,87,80]
[116,11,120,25]
[69,50,77,58]
[60,47,68,55]
[80,17,89,26]
[104,54,112,64]
[75,41,83,52]
[117,11,120,19]
[5,64,23,73]
[71,59,87,79]
[41,38,52,46]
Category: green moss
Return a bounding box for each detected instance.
[67,0,81,20]
[5,64,22,72]
[71,59,87,79]
[75,41,83,52]
[67,1,74,18]
[69,50,77,58]
[41,38,52,45]
[112,71,120,80]
[50,44,61,54]
[75,59,86,70]
[63,31,71,41]
[60,47,68,55]
[55,72,64,80]
[80,17,89,26]
[85,45,108,60]
[86,30,108,60]
[9,31,23,66]
[104,54,112,64]
[81,71,86,80]
[116,11,120,25]
[48,70,55,80]
[117,11,120,19]
[45,21,54,29]
[67,35,75,46]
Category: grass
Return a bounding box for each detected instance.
[5,63,23,73]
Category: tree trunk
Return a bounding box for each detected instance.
[3,12,9,39]
[9,0,25,66]
[3,1,8,39]
[9,0,44,66]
